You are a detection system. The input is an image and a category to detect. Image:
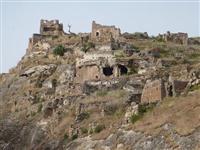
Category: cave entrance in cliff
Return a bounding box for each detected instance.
[103,66,113,76]
[118,65,128,75]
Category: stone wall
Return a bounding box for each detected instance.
[75,53,132,83]
[40,19,64,36]
[163,31,188,45]
[172,80,188,96]
[27,34,43,53]
[91,21,121,43]
[141,79,166,104]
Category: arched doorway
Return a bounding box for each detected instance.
[118,65,128,75]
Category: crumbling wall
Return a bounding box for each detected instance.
[75,53,131,83]
[40,19,64,36]
[91,21,121,43]
[141,79,166,103]
[27,34,43,53]
[172,80,188,96]
[163,31,188,45]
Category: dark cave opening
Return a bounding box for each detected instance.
[103,67,113,76]
[118,65,128,75]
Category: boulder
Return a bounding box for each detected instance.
[20,64,57,77]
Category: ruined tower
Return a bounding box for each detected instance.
[40,19,64,36]
[91,21,121,43]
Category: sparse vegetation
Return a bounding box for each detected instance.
[96,90,108,97]
[63,133,69,140]
[94,124,105,133]
[2,19,200,149]
[130,44,139,50]
[81,42,95,53]
[188,53,200,60]
[77,112,90,121]
[189,84,200,91]
[71,134,78,140]
[131,103,156,124]
[159,49,170,58]
[128,67,138,75]
[80,127,88,134]
[130,114,142,124]
[53,45,65,56]
[30,111,36,117]
[114,107,125,118]
[114,50,125,58]
[37,103,43,113]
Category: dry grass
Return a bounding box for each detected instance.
[82,89,128,104]
[90,115,124,140]
[131,90,200,136]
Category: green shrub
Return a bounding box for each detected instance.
[160,50,170,58]
[87,42,95,48]
[114,107,125,118]
[130,103,156,124]
[80,127,88,134]
[94,124,105,133]
[53,45,65,56]
[31,111,36,117]
[71,134,78,140]
[89,129,93,134]
[130,44,139,50]
[130,114,141,124]
[189,53,200,60]
[128,67,138,75]
[189,84,200,91]
[138,103,155,114]
[63,133,69,140]
[81,42,95,53]
[37,103,43,113]
[96,90,108,97]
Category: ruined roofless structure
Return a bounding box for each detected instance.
[163,31,188,45]
[40,19,64,36]
[27,19,189,55]
[91,21,121,43]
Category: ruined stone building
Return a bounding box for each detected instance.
[27,20,65,53]
[163,31,188,45]
[91,21,121,43]
[141,78,189,104]
[40,19,64,36]
[167,79,188,97]
[75,53,130,83]
[141,79,166,104]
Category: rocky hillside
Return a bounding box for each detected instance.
[0,20,200,150]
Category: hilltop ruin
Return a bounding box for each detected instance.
[1,19,200,150]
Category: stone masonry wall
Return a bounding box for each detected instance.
[141,79,166,104]
[40,19,64,36]
[91,21,121,43]
[172,80,188,96]
[163,31,188,45]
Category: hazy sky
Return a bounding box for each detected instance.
[0,0,199,73]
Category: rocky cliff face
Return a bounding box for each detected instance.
[1,20,200,150]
